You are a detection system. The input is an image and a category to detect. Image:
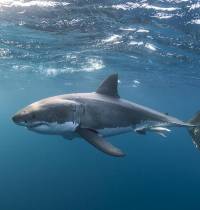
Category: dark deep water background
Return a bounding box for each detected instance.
[1,0,200,209]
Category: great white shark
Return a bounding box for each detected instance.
[12,74,200,157]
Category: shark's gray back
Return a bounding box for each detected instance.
[31,74,184,130]
[60,92,182,129]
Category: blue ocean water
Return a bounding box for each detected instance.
[0,0,200,209]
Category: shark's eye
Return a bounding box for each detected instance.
[32,114,36,119]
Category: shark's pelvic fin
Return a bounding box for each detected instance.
[96,74,120,98]
[77,127,125,157]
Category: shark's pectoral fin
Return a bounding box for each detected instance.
[76,128,125,157]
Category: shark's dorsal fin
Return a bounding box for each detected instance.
[96,74,119,98]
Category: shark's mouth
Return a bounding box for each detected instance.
[26,121,79,134]
[27,122,49,129]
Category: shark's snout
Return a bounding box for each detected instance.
[12,114,20,124]
[12,112,27,126]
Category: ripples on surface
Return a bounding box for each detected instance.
[0,0,200,87]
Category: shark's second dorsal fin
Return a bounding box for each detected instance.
[96,74,119,98]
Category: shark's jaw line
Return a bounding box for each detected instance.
[27,121,48,129]
[26,121,79,135]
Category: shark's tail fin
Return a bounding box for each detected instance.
[187,112,200,149]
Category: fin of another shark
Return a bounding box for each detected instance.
[96,74,120,98]
[76,127,125,157]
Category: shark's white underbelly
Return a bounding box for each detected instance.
[29,121,133,138]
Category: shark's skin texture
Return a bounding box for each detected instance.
[12,74,200,157]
